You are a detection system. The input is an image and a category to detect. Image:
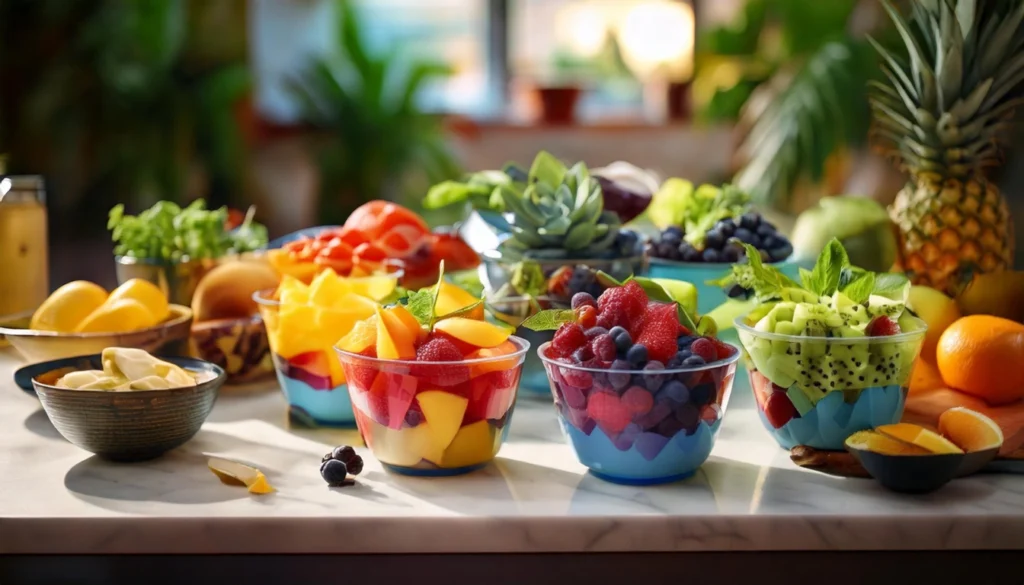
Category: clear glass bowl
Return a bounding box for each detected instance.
[251,265,403,428]
[485,295,569,399]
[735,316,927,449]
[335,336,530,476]
[479,250,647,297]
[539,342,740,485]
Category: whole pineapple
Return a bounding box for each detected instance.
[869,0,1023,294]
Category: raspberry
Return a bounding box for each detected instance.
[689,337,717,362]
[635,304,680,364]
[549,322,588,358]
[866,315,900,336]
[575,305,598,328]
[709,337,734,360]
[416,337,464,362]
[590,333,617,362]
[597,281,647,328]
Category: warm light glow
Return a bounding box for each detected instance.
[555,2,609,58]
[617,1,695,80]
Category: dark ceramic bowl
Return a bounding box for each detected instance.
[846,448,963,494]
[29,354,225,461]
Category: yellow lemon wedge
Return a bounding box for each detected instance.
[876,423,965,455]
[75,298,158,333]
[107,279,170,322]
[207,457,275,495]
[30,281,109,332]
[844,430,929,455]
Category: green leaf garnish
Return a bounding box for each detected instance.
[521,309,577,331]
[841,271,876,304]
[436,300,483,322]
[872,272,910,296]
[407,261,447,329]
[805,239,849,296]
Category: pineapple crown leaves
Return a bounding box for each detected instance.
[497,151,622,259]
[868,0,1024,178]
[718,238,909,305]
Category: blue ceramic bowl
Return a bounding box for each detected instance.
[539,342,740,485]
[647,257,806,316]
[735,316,927,450]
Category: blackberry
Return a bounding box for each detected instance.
[320,459,348,486]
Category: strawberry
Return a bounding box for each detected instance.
[635,303,679,363]
[866,315,901,336]
[415,337,463,362]
[764,392,798,429]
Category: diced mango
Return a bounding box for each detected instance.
[434,317,511,348]
[348,274,399,301]
[362,418,435,467]
[441,420,495,468]
[417,390,469,458]
[336,315,378,354]
[308,268,353,307]
[375,307,416,359]
[466,341,520,377]
[275,304,325,358]
[379,306,424,349]
[434,282,480,317]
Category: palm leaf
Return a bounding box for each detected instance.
[734,39,876,210]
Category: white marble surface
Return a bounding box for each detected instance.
[2,347,1023,555]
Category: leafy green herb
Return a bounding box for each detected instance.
[841,271,876,304]
[803,239,849,296]
[436,300,483,321]
[510,261,548,297]
[521,309,577,331]
[108,199,267,262]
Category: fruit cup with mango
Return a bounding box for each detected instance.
[334,265,529,476]
[253,267,402,426]
[266,200,479,290]
[528,279,740,485]
[734,239,927,450]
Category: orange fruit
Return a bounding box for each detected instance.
[844,430,929,455]
[937,407,1004,452]
[876,423,964,454]
[936,315,1024,406]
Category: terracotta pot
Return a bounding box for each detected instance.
[534,86,581,125]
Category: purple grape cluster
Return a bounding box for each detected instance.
[647,212,794,264]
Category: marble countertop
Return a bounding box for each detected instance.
[2,348,1023,555]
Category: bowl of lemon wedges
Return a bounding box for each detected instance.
[0,279,192,364]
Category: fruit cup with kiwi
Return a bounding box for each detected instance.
[334,272,528,476]
[733,239,927,450]
[253,266,402,427]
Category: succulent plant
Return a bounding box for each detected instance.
[496,151,627,260]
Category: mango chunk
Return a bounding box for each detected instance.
[434,317,511,348]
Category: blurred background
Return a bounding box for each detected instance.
[1,0,1022,290]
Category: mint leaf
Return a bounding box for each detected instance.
[739,243,799,298]
[521,309,577,331]
[799,267,816,291]
[427,260,446,329]
[406,289,435,327]
[595,270,625,288]
[807,238,849,296]
[873,272,909,295]
[841,272,875,304]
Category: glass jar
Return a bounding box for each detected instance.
[0,176,49,318]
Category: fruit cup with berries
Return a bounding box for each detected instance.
[334,267,529,476]
[733,239,927,449]
[644,182,803,315]
[528,280,740,485]
[253,265,402,427]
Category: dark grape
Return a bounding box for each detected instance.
[722,246,739,262]
[704,230,725,250]
[320,459,348,486]
[733,228,754,244]
[748,234,762,249]
[683,248,702,262]
[664,226,684,240]
[702,248,722,263]
[762,236,781,250]
[739,213,760,230]
[661,229,681,245]
[715,219,736,238]
[756,224,776,238]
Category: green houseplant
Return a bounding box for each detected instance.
[288,0,461,225]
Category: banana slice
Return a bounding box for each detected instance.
[207,457,275,495]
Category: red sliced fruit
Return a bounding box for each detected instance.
[550,323,588,358]
[749,370,772,410]
[866,315,900,336]
[587,391,631,436]
[369,371,418,430]
[433,331,478,356]
[764,392,798,429]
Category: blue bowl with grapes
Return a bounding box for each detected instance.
[538,331,740,486]
[646,213,799,315]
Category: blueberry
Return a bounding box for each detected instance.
[675,349,693,363]
[762,235,780,250]
[571,292,597,310]
[715,219,735,238]
[690,382,715,406]
[626,344,648,366]
[405,408,424,427]
[609,359,632,390]
[722,246,740,263]
[657,242,676,258]
[572,346,593,363]
[757,224,775,238]
[702,248,722,263]
[658,380,689,403]
[664,226,684,240]
[609,325,628,339]
[740,212,761,230]
[643,360,666,391]
[585,326,609,340]
[683,248,702,262]
[704,230,725,250]
[748,234,762,249]
[683,355,706,366]
[612,328,632,353]
[332,445,356,463]
[733,228,754,244]
[676,335,696,348]
[320,459,348,486]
